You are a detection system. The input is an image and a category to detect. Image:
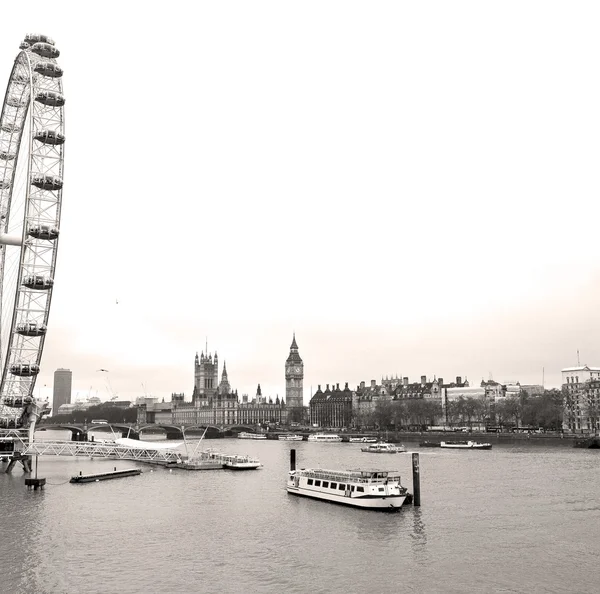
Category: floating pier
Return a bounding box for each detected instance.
[70,467,142,484]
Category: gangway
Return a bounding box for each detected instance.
[21,440,183,463]
[2,431,184,469]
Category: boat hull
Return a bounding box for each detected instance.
[307,434,342,443]
[177,461,224,470]
[225,462,261,470]
[440,441,492,450]
[237,432,267,440]
[286,486,406,511]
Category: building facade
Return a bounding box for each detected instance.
[310,383,353,428]
[137,338,300,428]
[52,368,72,415]
[562,365,600,433]
[238,384,287,426]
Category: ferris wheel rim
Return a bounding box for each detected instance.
[0,34,64,431]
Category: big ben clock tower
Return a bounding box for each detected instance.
[285,333,304,423]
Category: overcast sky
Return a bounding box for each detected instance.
[2,1,599,405]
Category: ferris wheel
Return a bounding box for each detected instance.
[0,34,64,435]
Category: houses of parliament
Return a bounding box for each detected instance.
[138,335,305,427]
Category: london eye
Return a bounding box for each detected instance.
[0,34,65,438]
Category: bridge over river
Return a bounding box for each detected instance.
[34,422,260,441]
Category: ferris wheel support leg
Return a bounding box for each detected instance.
[27,418,37,444]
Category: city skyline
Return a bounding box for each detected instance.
[2,2,599,405]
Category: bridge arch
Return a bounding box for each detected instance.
[138,424,184,440]
[35,424,86,440]
[87,424,139,440]
[183,425,222,439]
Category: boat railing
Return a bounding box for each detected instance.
[299,469,402,484]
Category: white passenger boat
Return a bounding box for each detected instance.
[349,437,377,443]
[287,467,409,511]
[222,454,262,470]
[278,434,304,441]
[307,433,342,442]
[237,432,267,440]
[440,440,492,450]
[360,442,406,454]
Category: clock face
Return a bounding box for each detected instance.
[295,366,301,374]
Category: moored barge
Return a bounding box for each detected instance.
[70,468,142,483]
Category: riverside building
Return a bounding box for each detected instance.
[52,368,72,416]
[562,365,600,433]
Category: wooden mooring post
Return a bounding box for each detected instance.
[290,448,296,471]
[412,453,421,506]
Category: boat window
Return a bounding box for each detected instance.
[307,479,313,485]
[350,486,355,492]
[322,481,329,488]
[378,487,384,492]
[338,484,345,490]
[315,480,321,487]
[330,482,337,489]
[356,486,364,492]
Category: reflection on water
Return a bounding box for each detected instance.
[1,440,599,593]
[409,507,427,550]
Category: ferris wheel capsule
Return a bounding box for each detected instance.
[35,90,65,107]
[6,96,27,108]
[16,322,47,337]
[24,34,55,46]
[30,42,60,59]
[22,275,54,290]
[1,123,20,133]
[34,129,65,145]
[31,174,63,191]
[28,224,59,240]
[34,62,63,78]
[10,364,40,377]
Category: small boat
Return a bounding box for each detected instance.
[278,434,304,441]
[349,437,378,443]
[440,440,492,450]
[307,433,342,442]
[287,467,409,511]
[360,442,406,454]
[237,432,267,440]
[70,468,141,483]
[419,441,441,448]
[222,454,262,470]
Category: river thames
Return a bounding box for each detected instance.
[1,433,598,594]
